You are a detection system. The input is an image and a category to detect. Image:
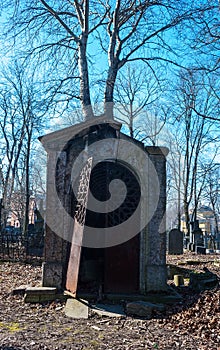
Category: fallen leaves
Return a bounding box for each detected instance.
[0,253,219,349]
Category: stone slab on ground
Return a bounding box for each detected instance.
[126,301,165,318]
[25,287,57,294]
[189,271,218,291]
[24,294,59,303]
[12,285,31,295]
[65,298,89,319]
[24,286,58,303]
[91,304,125,318]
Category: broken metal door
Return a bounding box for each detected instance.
[66,157,93,296]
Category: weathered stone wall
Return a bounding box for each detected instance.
[143,147,168,292]
[42,124,118,288]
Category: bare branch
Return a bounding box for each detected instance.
[39,0,80,42]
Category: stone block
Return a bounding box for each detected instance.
[64,298,88,319]
[126,301,165,318]
[24,294,41,303]
[25,287,57,295]
[42,262,63,288]
[24,293,59,303]
[24,286,58,303]
[189,271,218,291]
[12,285,30,295]
[173,275,184,287]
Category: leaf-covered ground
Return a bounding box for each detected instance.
[0,252,219,350]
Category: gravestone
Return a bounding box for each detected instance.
[195,246,206,255]
[192,220,204,246]
[168,229,183,255]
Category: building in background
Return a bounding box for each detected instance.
[181,205,220,249]
[181,205,219,236]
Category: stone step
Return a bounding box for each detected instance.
[12,285,31,295]
[25,287,57,295]
[24,286,58,303]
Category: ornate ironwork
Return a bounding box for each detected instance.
[75,157,93,226]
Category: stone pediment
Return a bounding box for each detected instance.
[39,116,122,151]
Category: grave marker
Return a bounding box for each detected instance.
[168,229,183,255]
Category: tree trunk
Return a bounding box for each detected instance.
[78,39,94,120]
[104,64,118,119]
[183,190,191,237]
[177,157,181,231]
[23,127,32,237]
[210,196,219,237]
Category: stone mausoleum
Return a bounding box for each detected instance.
[39,117,169,298]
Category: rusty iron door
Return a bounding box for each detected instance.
[66,157,93,296]
[103,161,141,294]
[104,234,140,293]
[84,160,141,294]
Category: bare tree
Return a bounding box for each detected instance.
[167,68,219,236]
[0,61,45,232]
[137,108,167,145]
[2,1,218,120]
[0,85,26,226]
[166,137,183,231]
[203,164,220,237]
[185,2,220,73]
[114,63,164,138]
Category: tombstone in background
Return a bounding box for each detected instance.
[192,220,204,246]
[195,246,206,254]
[27,208,44,257]
[168,229,183,255]
[204,232,208,248]
[183,235,190,249]
[187,242,195,252]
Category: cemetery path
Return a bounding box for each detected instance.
[0,253,219,350]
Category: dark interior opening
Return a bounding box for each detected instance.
[77,160,141,295]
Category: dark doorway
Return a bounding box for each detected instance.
[78,235,140,294]
[77,160,141,294]
[104,234,140,293]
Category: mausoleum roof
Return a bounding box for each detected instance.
[39,116,122,151]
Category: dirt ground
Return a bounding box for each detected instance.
[0,252,219,350]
